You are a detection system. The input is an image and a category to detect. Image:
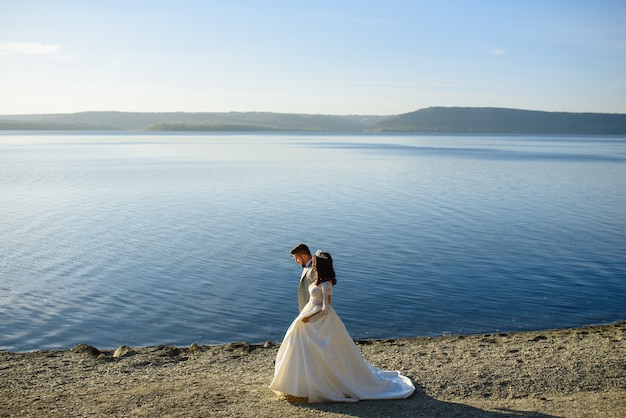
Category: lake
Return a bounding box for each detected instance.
[1,132,625,352]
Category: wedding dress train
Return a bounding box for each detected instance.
[270,281,415,403]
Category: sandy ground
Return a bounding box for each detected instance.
[1,321,624,417]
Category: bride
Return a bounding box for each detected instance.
[270,250,415,403]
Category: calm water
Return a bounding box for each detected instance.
[1,132,625,352]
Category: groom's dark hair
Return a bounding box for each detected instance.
[290,243,311,256]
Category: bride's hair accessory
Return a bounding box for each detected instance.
[315,249,328,259]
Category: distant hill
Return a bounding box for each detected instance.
[368,107,626,134]
[1,108,625,134]
[0,120,120,130]
[0,111,386,132]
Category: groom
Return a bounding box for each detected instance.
[290,243,315,312]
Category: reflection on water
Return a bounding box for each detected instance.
[1,132,625,351]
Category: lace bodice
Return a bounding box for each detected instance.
[309,281,332,305]
[306,281,333,322]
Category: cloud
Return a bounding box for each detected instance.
[0,41,63,55]
[261,78,464,88]
[489,48,506,55]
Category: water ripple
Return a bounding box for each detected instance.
[1,133,625,351]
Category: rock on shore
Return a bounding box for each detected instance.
[1,322,624,417]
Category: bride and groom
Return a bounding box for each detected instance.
[269,243,415,403]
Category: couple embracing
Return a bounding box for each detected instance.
[269,243,415,403]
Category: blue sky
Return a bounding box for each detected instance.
[1,0,625,115]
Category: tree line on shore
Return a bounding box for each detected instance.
[1,107,625,134]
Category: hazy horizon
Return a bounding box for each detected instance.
[3,106,626,118]
[1,1,625,115]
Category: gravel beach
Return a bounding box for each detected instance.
[1,321,624,417]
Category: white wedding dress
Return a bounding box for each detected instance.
[270,281,415,403]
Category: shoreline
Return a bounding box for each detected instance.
[1,321,624,417]
[5,319,623,355]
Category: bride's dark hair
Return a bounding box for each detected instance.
[313,251,337,285]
